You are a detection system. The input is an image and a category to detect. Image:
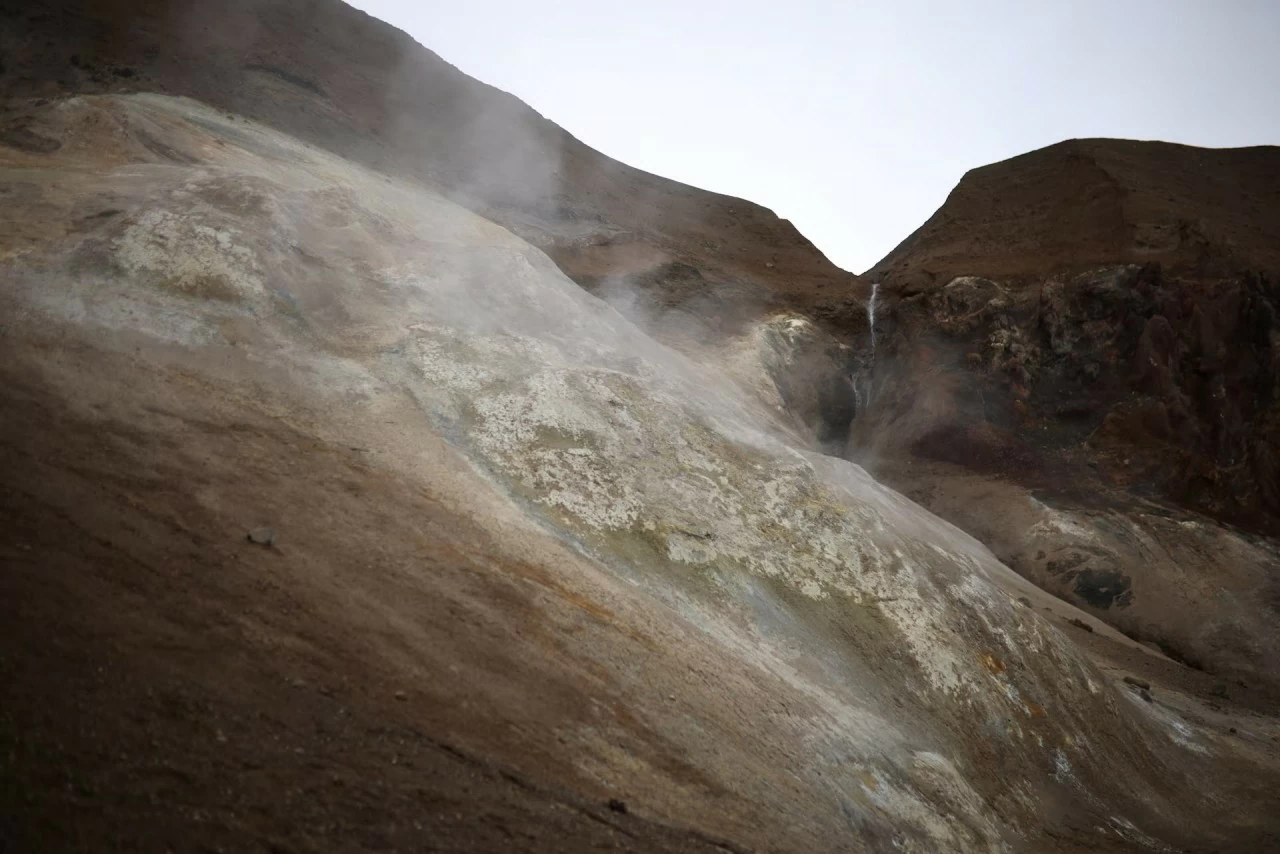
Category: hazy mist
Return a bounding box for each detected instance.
[347,0,1280,275]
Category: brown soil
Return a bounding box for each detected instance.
[0,365,751,853]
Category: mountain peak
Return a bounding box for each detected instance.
[870,137,1280,286]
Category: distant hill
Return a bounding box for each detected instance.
[869,138,1280,287]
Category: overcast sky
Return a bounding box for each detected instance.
[349,0,1280,273]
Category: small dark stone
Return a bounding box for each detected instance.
[607,798,627,814]
[393,691,407,702]
[1067,617,1094,633]
[112,66,136,79]
[1123,676,1151,691]
[1229,727,1237,735]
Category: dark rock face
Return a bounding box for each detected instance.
[890,263,1280,535]
[857,139,1280,694]
[1071,567,1133,610]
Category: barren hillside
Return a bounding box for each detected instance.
[857,139,1280,704]
[2,2,1279,853]
[870,138,1280,287]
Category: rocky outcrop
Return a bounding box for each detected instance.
[875,264,1280,533]
[858,140,1280,697]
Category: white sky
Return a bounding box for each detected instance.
[349,0,1280,273]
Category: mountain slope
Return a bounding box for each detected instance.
[1,0,867,446]
[3,90,1278,853]
[857,139,1280,700]
[2,2,1280,851]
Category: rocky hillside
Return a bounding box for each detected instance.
[7,90,1274,853]
[858,139,1280,699]
[3,2,1280,853]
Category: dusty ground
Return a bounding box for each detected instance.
[0,367,750,854]
[3,362,1277,853]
